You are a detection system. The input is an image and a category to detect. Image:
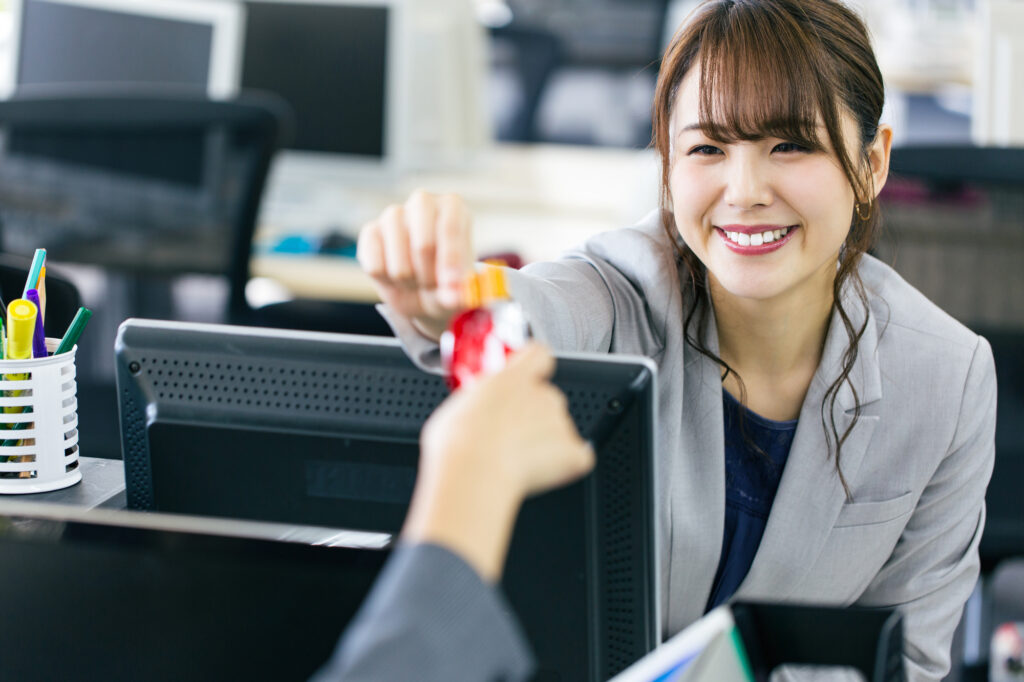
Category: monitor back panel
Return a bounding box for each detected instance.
[115,320,657,681]
[0,510,388,681]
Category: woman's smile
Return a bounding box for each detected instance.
[714,224,800,255]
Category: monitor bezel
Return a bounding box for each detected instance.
[5,0,245,100]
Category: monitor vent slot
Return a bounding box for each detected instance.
[563,385,649,677]
[121,389,154,509]
[134,354,449,434]
[564,389,607,437]
[602,420,647,676]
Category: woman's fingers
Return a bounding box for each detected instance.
[436,194,473,308]
[357,191,475,331]
[406,190,438,289]
[380,204,415,286]
[356,220,385,279]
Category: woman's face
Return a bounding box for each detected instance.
[669,69,874,307]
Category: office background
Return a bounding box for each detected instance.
[0,1,1019,680]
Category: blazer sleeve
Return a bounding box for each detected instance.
[379,218,676,371]
[853,335,997,681]
[310,542,535,682]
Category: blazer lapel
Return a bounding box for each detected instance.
[666,308,727,634]
[733,287,883,602]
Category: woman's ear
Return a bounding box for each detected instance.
[868,124,893,199]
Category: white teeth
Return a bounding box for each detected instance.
[723,227,792,246]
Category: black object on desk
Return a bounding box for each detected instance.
[0,503,387,682]
[114,318,658,682]
[732,602,904,682]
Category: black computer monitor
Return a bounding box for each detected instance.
[0,501,389,681]
[240,1,389,159]
[115,318,659,681]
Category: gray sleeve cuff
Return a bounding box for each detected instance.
[375,304,444,373]
[312,542,535,682]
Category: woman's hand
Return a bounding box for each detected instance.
[357,190,476,340]
[403,343,594,581]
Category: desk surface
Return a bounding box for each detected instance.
[6,457,127,509]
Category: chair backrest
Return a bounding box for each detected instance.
[0,88,292,320]
[0,252,81,337]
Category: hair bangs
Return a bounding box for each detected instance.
[694,2,833,152]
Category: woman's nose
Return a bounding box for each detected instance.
[723,157,773,209]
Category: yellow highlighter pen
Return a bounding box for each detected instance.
[4,299,38,466]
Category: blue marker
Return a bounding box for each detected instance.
[23,248,46,298]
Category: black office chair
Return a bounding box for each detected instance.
[0,88,392,339]
[0,87,290,320]
[0,89,295,459]
[0,252,81,338]
[491,0,672,145]
[239,297,393,336]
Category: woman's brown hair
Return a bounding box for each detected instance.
[651,0,885,496]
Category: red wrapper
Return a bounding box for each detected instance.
[441,300,529,390]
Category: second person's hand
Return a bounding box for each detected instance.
[357,190,476,340]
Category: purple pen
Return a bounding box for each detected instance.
[24,289,47,358]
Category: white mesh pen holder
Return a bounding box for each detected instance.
[0,339,80,493]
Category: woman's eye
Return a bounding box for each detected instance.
[688,145,723,156]
[773,142,808,153]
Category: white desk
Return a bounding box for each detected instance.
[251,143,660,302]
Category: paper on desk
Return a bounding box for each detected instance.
[610,606,754,682]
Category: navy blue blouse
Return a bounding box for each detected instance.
[705,390,798,611]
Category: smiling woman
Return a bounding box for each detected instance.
[355,1,996,680]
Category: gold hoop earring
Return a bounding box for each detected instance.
[855,201,872,221]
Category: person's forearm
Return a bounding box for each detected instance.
[402,465,523,583]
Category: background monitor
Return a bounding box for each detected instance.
[240,0,390,159]
[115,318,659,681]
[0,501,389,682]
[7,0,244,99]
[243,0,490,180]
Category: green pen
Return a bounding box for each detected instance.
[54,307,92,356]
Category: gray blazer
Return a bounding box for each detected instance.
[387,210,996,681]
[312,543,534,681]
